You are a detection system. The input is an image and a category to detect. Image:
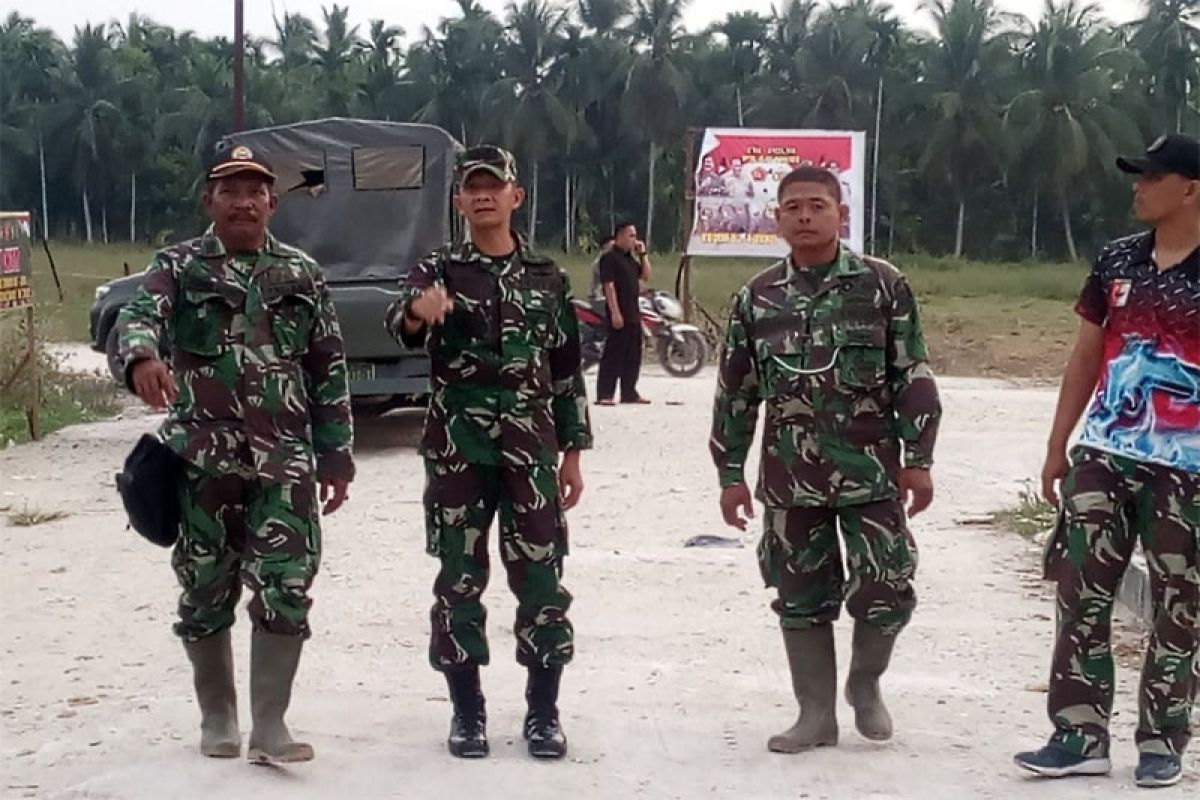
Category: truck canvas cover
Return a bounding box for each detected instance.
[226,118,460,282]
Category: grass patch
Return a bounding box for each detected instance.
[0,314,122,446]
[993,481,1058,539]
[29,241,149,343]
[6,506,71,527]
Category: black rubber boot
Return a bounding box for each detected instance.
[524,665,567,759]
[445,667,488,758]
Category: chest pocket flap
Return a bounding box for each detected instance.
[260,267,317,358]
[833,323,887,388]
[175,269,245,356]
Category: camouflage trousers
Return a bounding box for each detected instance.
[759,499,917,635]
[173,465,321,642]
[1044,446,1200,758]
[423,459,573,671]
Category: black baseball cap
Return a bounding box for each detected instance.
[1116,134,1199,180]
[205,140,277,183]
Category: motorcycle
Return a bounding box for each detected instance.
[572,289,708,378]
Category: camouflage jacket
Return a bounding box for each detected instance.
[710,247,941,508]
[384,237,593,466]
[116,228,355,484]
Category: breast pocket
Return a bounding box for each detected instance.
[833,324,887,389]
[757,329,807,399]
[174,280,241,357]
[266,291,316,358]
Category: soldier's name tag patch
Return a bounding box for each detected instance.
[1108,279,1132,308]
[520,273,562,293]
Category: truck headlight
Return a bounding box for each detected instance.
[94,285,111,302]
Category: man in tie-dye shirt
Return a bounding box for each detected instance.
[1015,133,1200,789]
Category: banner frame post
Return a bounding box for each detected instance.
[25,304,39,441]
[676,127,700,323]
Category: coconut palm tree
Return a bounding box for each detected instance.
[483,0,576,244]
[624,0,691,249]
[1007,0,1143,260]
[917,0,1019,256]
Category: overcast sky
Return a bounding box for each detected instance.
[8,0,1147,44]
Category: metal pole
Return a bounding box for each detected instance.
[233,0,245,132]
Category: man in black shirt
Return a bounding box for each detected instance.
[596,221,652,404]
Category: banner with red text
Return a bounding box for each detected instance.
[686,128,866,258]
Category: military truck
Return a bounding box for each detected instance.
[89,118,461,411]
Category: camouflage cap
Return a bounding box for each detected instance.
[456,145,518,184]
[206,139,277,183]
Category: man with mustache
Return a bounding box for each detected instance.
[116,142,354,765]
[711,165,941,755]
[385,146,591,760]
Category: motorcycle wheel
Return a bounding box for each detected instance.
[657,330,707,378]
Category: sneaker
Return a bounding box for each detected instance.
[1135,753,1182,788]
[1014,744,1112,778]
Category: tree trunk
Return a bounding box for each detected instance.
[1060,190,1078,263]
[82,188,94,244]
[1030,187,1039,261]
[130,172,137,243]
[608,171,615,235]
[869,73,884,256]
[564,170,572,252]
[954,200,965,258]
[736,86,745,127]
[38,131,49,239]
[529,159,540,245]
[102,203,109,244]
[645,140,658,250]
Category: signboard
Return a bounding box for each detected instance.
[0,211,33,310]
[686,129,866,258]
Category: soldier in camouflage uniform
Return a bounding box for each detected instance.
[1015,134,1200,788]
[384,146,591,760]
[710,166,941,754]
[117,143,354,765]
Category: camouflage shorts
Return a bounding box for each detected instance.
[1045,446,1200,758]
[759,499,917,635]
[423,459,572,671]
[172,466,320,641]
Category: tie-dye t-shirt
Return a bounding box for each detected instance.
[1075,232,1200,473]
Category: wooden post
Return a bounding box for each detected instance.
[675,128,699,323]
[25,305,39,441]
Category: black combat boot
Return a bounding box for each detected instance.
[524,665,567,759]
[445,667,488,758]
